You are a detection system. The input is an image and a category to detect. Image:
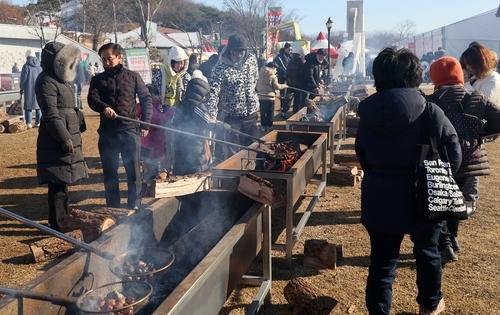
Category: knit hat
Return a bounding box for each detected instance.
[227,35,249,51]
[429,56,464,87]
[26,50,36,58]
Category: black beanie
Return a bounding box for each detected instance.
[227,35,249,51]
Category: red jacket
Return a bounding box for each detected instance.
[137,100,174,158]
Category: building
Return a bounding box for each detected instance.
[0,23,100,73]
[397,8,500,59]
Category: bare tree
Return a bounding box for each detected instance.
[123,0,164,48]
[223,0,270,54]
[75,0,114,51]
[395,19,416,41]
[25,0,63,48]
[366,31,400,51]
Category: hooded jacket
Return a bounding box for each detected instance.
[355,88,461,234]
[35,42,88,185]
[20,56,43,110]
[286,53,304,89]
[257,66,287,101]
[427,85,500,177]
[88,64,152,134]
[205,51,259,118]
[301,53,322,92]
[274,49,290,81]
[164,46,191,106]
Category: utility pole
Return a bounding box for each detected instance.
[326,17,333,84]
[112,0,118,43]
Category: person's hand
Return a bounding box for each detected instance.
[283,84,289,89]
[313,88,320,95]
[140,129,149,137]
[103,107,117,120]
[61,139,74,153]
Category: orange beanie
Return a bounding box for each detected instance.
[429,56,465,88]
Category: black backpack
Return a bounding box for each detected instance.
[431,91,485,166]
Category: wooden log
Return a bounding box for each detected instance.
[327,166,359,187]
[60,209,116,242]
[284,277,338,315]
[80,207,134,222]
[1,117,21,130]
[238,173,274,205]
[303,239,337,270]
[0,111,8,123]
[0,124,5,134]
[333,154,361,169]
[29,230,84,263]
[7,121,27,133]
[152,172,210,198]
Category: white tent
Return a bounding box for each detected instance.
[311,32,338,57]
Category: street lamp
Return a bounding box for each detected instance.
[326,17,333,84]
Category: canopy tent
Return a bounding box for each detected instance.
[311,32,338,58]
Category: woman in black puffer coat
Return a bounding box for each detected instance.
[35,42,88,230]
[428,56,500,262]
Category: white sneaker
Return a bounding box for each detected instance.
[27,123,32,129]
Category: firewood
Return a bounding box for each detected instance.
[303,239,337,270]
[0,111,8,123]
[60,209,116,242]
[7,121,27,133]
[333,154,361,169]
[0,124,5,134]
[1,117,21,130]
[238,173,274,205]
[152,172,210,198]
[29,230,84,263]
[284,277,338,315]
[328,166,359,187]
[79,207,134,222]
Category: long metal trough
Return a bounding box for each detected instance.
[0,191,271,315]
[211,130,328,266]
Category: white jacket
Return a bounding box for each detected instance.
[465,71,500,108]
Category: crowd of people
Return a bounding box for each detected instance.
[12,33,499,315]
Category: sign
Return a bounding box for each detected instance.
[124,48,152,84]
[267,6,282,59]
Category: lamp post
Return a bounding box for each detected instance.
[326,17,333,84]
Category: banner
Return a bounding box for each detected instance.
[125,48,152,84]
[267,6,282,59]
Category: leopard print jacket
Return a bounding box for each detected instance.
[205,53,259,118]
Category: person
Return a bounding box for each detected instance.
[12,63,20,73]
[172,70,212,175]
[355,48,461,315]
[428,56,500,263]
[274,43,292,114]
[88,43,152,210]
[301,49,327,99]
[20,50,43,128]
[187,53,200,76]
[460,44,500,107]
[287,47,307,112]
[81,54,90,84]
[342,52,354,75]
[73,59,85,110]
[35,42,88,231]
[205,34,259,161]
[137,84,173,195]
[434,47,446,59]
[257,62,287,130]
[199,53,219,78]
[164,46,191,107]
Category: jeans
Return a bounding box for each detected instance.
[74,83,83,109]
[439,176,478,249]
[98,129,141,209]
[366,222,443,314]
[259,99,274,127]
[24,109,41,125]
[48,183,69,231]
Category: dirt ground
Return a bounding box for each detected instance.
[0,84,499,314]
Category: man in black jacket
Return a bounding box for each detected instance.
[88,43,152,210]
[301,49,326,99]
[274,43,292,113]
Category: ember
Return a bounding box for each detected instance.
[259,142,301,172]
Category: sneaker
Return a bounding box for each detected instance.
[440,245,458,264]
[27,123,32,129]
[419,299,445,315]
[465,200,476,217]
[450,237,460,253]
[34,123,40,128]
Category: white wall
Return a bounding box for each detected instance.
[0,39,42,73]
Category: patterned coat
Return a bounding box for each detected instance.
[205,53,259,118]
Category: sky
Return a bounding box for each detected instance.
[10,0,499,35]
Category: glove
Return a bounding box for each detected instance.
[61,139,74,153]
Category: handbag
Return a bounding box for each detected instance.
[415,103,467,221]
[75,108,87,133]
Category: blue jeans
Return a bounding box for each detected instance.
[366,222,443,314]
[24,109,41,125]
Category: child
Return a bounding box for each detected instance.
[137,84,174,196]
[257,62,287,131]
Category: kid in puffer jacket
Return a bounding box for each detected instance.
[257,62,287,130]
[137,84,174,196]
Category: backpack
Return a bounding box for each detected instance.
[431,92,485,166]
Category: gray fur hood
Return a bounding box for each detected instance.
[41,42,81,82]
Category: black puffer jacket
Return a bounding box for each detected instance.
[173,77,211,175]
[427,85,500,177]
[355,88,461,234]
[35,42,88,185]
[88,64,152,133]
[286,53,304,89]
[301,53,321,92]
